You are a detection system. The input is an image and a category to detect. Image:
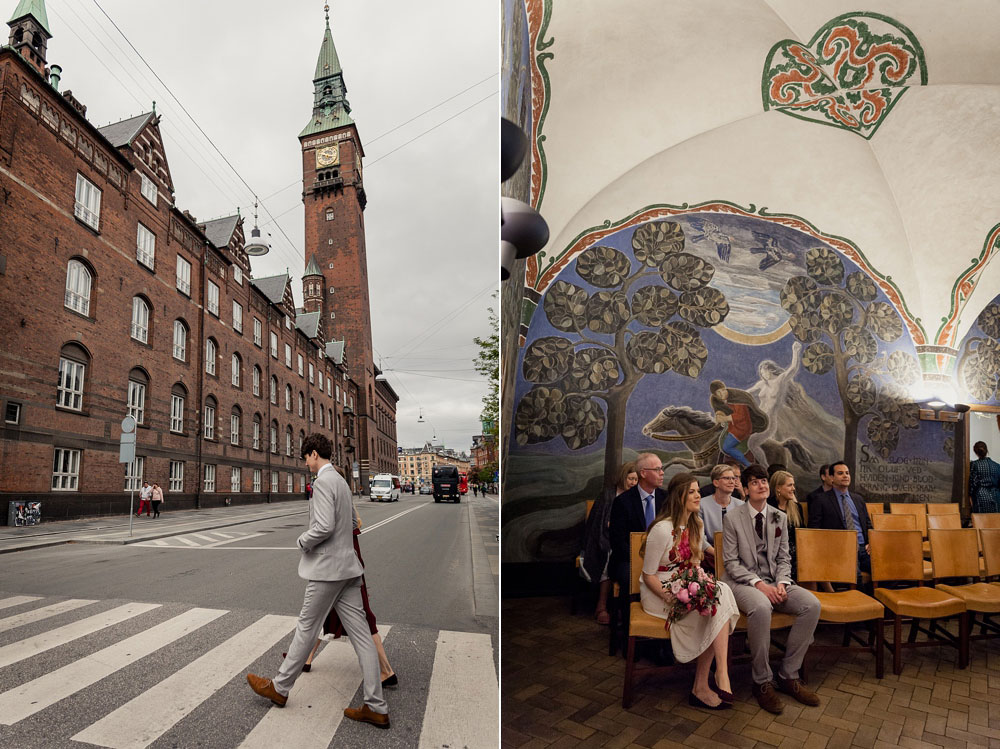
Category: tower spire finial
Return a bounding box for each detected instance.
[324,3,329,26]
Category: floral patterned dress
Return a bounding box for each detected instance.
[640,519,740,663]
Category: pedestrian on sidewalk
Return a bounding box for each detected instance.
[247,433,389,728]
[136,481,152,517]
[151,482,164,518]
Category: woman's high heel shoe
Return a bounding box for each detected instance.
[381,674,398,688]
[688,692,730,710]
[282,652,311,672]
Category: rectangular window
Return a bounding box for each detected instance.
[140,172,158,206]
[285,344,292,369]
[253,468,262,493]
[286,430,292,457]
[271,470,278,492]
[131,298,149,343]
[5,401,21,424]
[170,393,184,433]
[327,380,331,396]
[74,173,101,230]
[233,301,243,334]
[253,318,262,347]
[52,447,80,491]
[57,358,85,410]
[297,354,304,377]
[317,371,323,390]
[287,473,293,493]
[136,223,156,269]
[203,464,216,492]
[176,255,191,295]
[270,331,278,358]
[231,467,241,492]
[299,475,306,492]
[285,316,292,330]
[336,384,340,401]
[253,420,260,450]
[206,281,219,316]
[169,460,184,492]
[233,266,243,285]
[124,456,144,491]
[204,404,215,440]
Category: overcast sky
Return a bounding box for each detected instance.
[43,0,498,453]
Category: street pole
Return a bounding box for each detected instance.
[128,488,134,537]
[120,415,137,538]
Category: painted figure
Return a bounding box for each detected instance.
[709,381,768,468]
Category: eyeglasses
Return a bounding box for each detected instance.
[717,476,736,481]
[641,465,665,473]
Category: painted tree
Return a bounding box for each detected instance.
[958,302,1000,402]
[514,221,730,497]
[779,247,920,471]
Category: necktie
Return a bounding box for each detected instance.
[841,493,858,532]
[643,495,654,529]
[755,511,764,540]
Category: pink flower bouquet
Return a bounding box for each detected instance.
[660,528,721,627]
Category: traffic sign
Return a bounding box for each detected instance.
[119,414,136,464]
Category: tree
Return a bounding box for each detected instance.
[475,461,498,485]
[514,221,730,497]
[958,302,1000,402]
[779,247,920,471]
[474,294,499,435]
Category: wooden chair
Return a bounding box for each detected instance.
[800,502,808,526]
[927,503,960,516]
[980,529,1000,580]
[796,529,884,677]
[972,514,1000,529]
[931,528,1000,649]
[623,532,673,708]
[889,503,928,537]
[873,513,916,531]
[866,502,886,518]
[927,514,962,530]
[869,529,967,675]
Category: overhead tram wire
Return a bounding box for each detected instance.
[384,280,497,361]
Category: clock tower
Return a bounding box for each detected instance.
[300,4,387,486]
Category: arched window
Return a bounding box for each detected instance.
[130,296,150,343]
[253,413,262,450]
[65,259,93,316]
[57,343,90,411]
[206,338,217,376]
[299,430,305,454]
[285,384,292,412]
[204,396,217,440]
[230,406,242,446]
[285,426,293,457]
[270,420,278,453]
[298,391,304,417]
[173,319,188,361]
[319,407,324,428]
[170,383,187,433]
[252,365,262,397]
[13,27,22,44]
[231,352,242,387]
[309,398,315,423]
[270,375,278,404]
[126,367,149,424]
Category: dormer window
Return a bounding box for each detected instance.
[233,266,243,285]
[140,172,157,206]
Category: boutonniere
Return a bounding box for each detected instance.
[770,511,781,537]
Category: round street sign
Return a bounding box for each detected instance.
[121,415,136,433]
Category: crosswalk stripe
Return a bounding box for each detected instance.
[191,533,216,542]
[0,598,96,633]
[418,631,497,749]
[202,532,265,548]
[0,602,161,669]
[0,607,227,724]
[238,625,392,749]
[72,613,298,749]
[177,537,200,546]
[0,595,42,611]
[209,531,234,538]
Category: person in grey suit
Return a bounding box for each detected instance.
[247,433,389,729]
[723,463,821,715]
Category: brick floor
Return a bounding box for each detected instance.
[502,596,1000,748]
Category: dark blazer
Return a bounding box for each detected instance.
[804,485,829,505]
[608,484,665,586]
[807,487,871,544]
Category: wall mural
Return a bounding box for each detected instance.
[957,295,1000,406]
[506,207,956,563]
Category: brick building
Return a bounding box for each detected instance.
[0,1,367,522]
[398,443,470,488]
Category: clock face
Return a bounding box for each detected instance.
[316,145,339,168]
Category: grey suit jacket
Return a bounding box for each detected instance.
[722,502,793,587]
[296,464,363,582]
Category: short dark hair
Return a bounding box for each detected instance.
[741,463,768,487]
[830,460,849,474]
[819,464,830,478]
[766,463,786,479]
[300,433,333,460]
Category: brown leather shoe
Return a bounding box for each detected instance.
[344,704,390,729]
[246,673,287,707]
[776,676,820,706]
[752,681,784,714]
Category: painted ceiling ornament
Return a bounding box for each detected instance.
[762,12,927,139]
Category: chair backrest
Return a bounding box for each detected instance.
[796,528,858,585]
[869,529,924,582]
[866,502,885,516]
[927,514,961,530]
[972,513,1000,529]
[926,503,959,516]
[630,532,645,595]
[872,513,917,531]
[929,528,980,579]
[585,499,595,521]
[980,529,1000,577]
[714,531,730,584]
[889,503,928,536]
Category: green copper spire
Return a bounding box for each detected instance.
[300,2,354,137]
[8,0,50,35]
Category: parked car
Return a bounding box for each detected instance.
[419,485,432,495]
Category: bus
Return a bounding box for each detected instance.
[458,472,468,496]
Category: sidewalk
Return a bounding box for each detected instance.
[0,498,316,555]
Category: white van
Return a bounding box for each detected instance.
[370,474,400,502]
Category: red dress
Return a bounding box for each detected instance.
[323,527,379,637]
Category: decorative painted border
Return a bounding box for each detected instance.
[525,0,553,213]
[935,221,1000,346]
[521,200,927,348]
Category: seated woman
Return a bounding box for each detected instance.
[640,472,740,709]
[767,470,803,577]
[583,461,637,625]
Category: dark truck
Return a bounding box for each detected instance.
[432,465,461,503]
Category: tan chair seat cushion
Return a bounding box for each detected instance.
[874,586,966,618]
[814,590,884,623]
[935,583,1000,613]
[629,602,671,639]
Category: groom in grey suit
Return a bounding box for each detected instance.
[723,463,821,715]
[247,433,388,728]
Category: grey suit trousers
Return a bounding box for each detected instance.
[730,583,820,685]
[273,576,387,713]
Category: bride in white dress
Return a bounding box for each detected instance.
[640,471,740,709]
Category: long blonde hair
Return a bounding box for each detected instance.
[769,470,802,527]
[640,472,704,564]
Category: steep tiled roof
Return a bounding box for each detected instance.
[97,112,153,148]
[296,311,321,340]
[325,340,345,365]
[251,274,289,306]
[200,215,239,250]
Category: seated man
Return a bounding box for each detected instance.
[806,461,871,576]
[723,463,821,715]
[608,452,665,592]
[804,464,832,505]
